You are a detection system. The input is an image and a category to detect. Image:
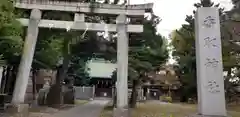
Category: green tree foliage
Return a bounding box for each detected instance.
[68,55,90,86]
[171,0,224,101]
[33,29,64,69]
[232,0,240,7]
[115,13,169,108]
[220,0,240,101]
[171,29,197,101]
[128,14,169,80]
[172,0,240,102]
[0,0,23,65]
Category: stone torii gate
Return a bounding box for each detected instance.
[12,0,152,116]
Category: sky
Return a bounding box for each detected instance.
[130,0,233,37]
[129,0,234,64]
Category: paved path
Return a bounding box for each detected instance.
[52,99,110,117]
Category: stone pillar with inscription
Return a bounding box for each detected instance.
[194,7,227,117]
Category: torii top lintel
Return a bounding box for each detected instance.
[15,0,153,16]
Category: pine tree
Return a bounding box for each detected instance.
[171,0,223,102]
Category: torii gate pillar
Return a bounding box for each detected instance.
[114,14,129,117]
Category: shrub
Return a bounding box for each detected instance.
[160,95,172,103]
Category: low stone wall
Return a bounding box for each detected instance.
[37,86,93,105]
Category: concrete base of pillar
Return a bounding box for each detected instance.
[113,107,130,117]
[6,104,29,117]
[188,114,231,117]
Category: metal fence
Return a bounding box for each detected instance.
[74,86,94,100]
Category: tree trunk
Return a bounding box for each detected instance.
[225,67,232,102]
[180,87,187,102]
[4,66,17,95]
[10,66,18,95]
[4,66,12,94]
[47,67,61,107]
[1,66,6,93]
[32,69,37,100]
[48,38,71,107]
[129,79,138,108]
[113,87,117,108]
[0,66,4,91]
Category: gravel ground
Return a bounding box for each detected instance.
[0,100,108,117]
[0,106,59,117]
[0,112,53,117]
